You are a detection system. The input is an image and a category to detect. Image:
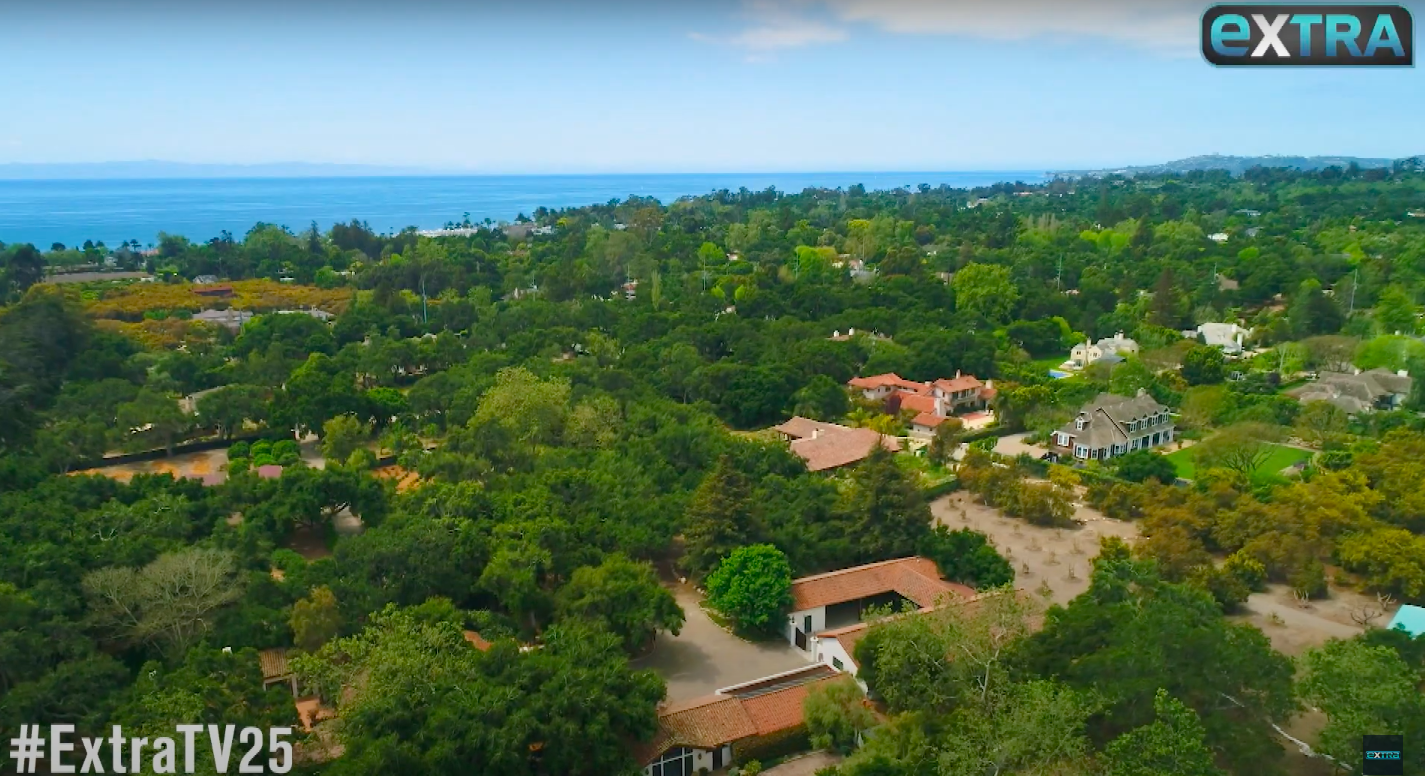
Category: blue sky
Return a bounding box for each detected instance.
[2,0,1421,172]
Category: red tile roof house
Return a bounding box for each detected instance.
[635,665,840,776]
[847,372,996,440]
[783,557,974,675]
[771,417,902,472]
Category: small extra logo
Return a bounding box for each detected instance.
[1362,734,1405,776]
[1202,5,1413,66]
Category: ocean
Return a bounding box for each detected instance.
[0,171,1045,248]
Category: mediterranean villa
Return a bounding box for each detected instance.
[846,371,996,438]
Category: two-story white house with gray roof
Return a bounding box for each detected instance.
[1051,390,1174,462]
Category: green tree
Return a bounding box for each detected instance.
[1019,553,1295,774]
[197,384,268,440]
[925,417,965,467]
[1374,284,1419,335]
[792,374,850,421]
[474,366,570,452]
[704,544,793,634]
[116,389,190,455]
[839,446,932,563]
[322,413,371,463]
[554,554,684,653]
[1180,345,1226,386]
[681,455,760,577]
[952,263,1019,323]
[1288,279,1344,339]
[109,647,299,775]
[804,675,876,754]
[1293,401,1348,448]
[1112,449,1178,484]
[290,585,341,652]
[1298,638,1425,772]
[917,525,1013,588]
[1102,689,1225,776]
[292,606,665,776]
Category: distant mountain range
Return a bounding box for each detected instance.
[0,161,448,180]
[1054,154,1419,178]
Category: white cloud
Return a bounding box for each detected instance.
[702,0,1205,57]
[824,0,1202,51]
[690,0,848,58]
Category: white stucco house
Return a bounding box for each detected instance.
[784,557,974,673]
[1186,322,1251,356]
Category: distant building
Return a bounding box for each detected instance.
[501,222,535,240]
[1208,232,1230,243]
[1292,369,1412,415]
[1187,322,1251,356]
[192,274,220,285]
[192,308,254,331]
[772,417,901,472]
[1052,390,1175,462]
[1068,333,1139,369]
[192,283,234,298]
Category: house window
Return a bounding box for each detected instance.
[650,747,695,776]
[1074,445,1087,458]
[832,657,844,671]
[1089,448,1098,460]
[1075,418,1086,430]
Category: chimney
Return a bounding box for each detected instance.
[986,379,994,390]
[955,369,962,379]
[849,328,856,336]
[1136,388,1148,397]
[1399,369,1409,378]
[833,330,840,338]
[812,429,821,440]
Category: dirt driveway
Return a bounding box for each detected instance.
[633,583,809,702]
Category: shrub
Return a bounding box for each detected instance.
[227,440,251,459]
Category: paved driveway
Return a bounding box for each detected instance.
[994,432,1048,459]
[634,584,810,702]
[762,752,844,775]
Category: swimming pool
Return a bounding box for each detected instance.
[1048,369,1071,379]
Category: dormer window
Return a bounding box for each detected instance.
[1075,416,1086,430]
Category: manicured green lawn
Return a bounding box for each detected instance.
[1166,443,1312,480]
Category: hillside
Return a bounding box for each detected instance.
[1055,153,1418,178]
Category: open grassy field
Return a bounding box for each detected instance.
[1165,443,1312,480]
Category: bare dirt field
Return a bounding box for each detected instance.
[931,491,1138,606]
[932,489,1374,775]
[1233,583,1369,657]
